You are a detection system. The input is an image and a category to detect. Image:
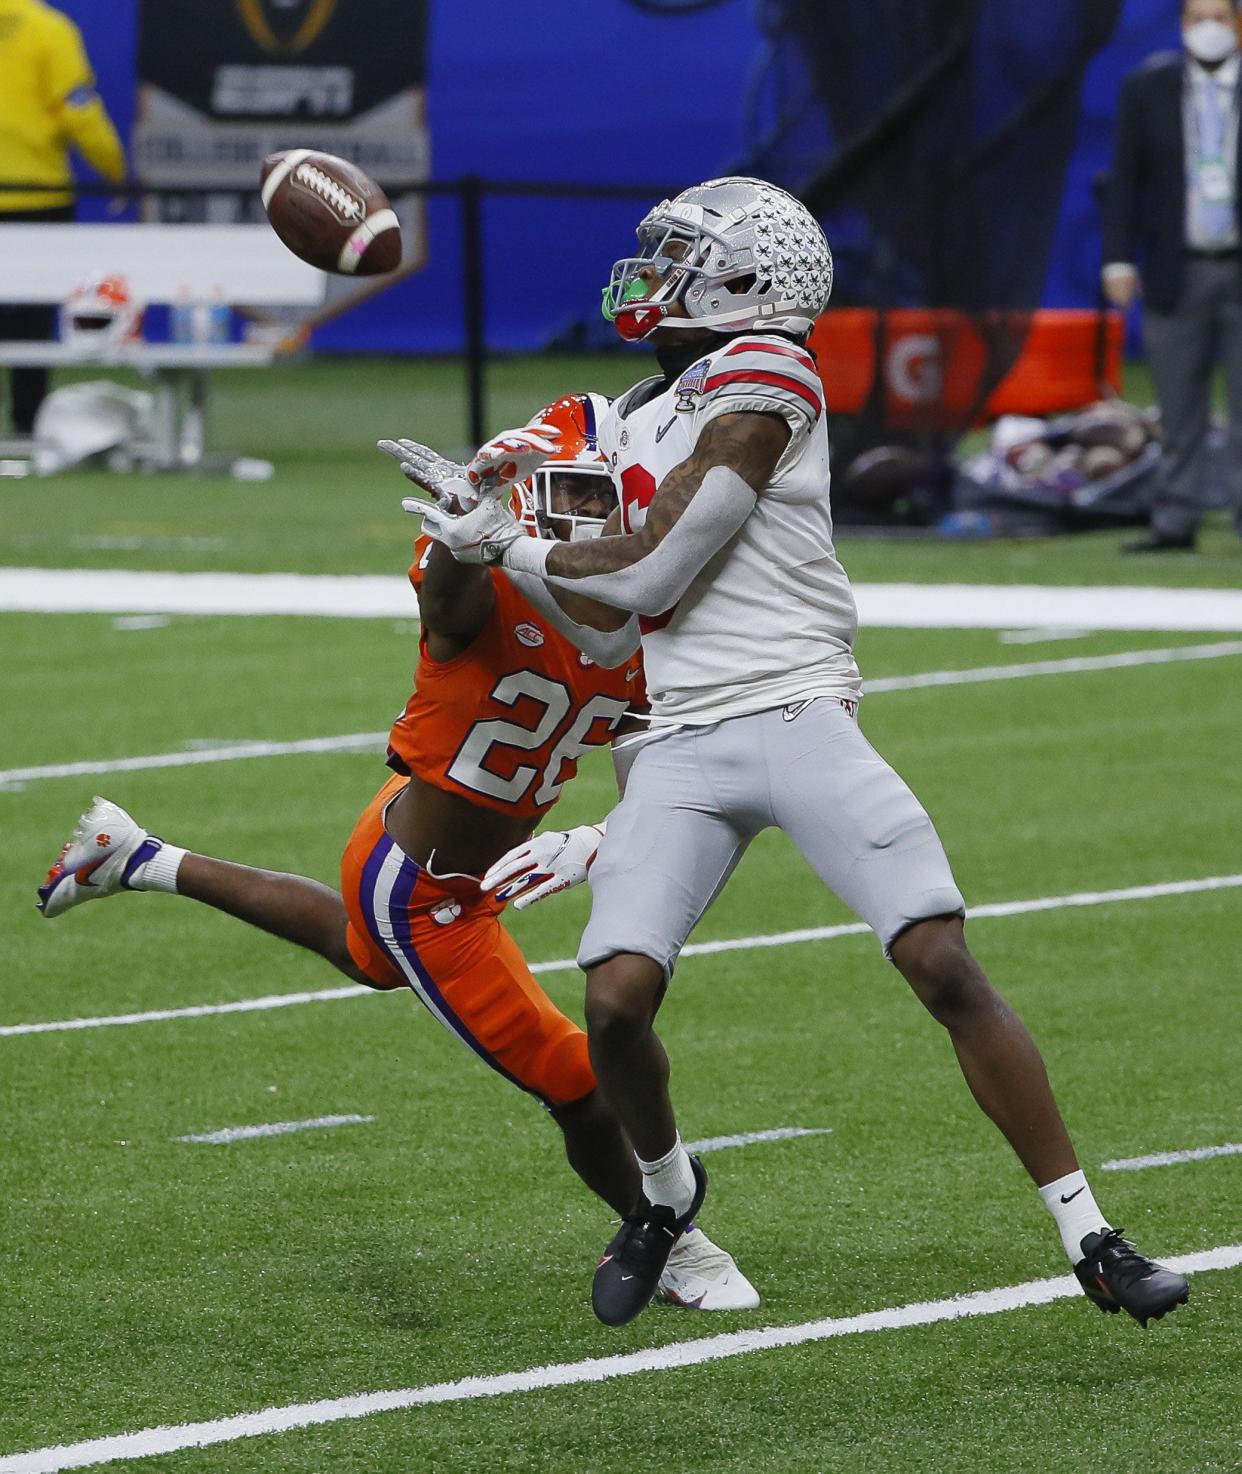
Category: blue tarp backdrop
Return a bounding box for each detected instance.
[61,0,1183,352]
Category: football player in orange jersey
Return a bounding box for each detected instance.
[36,393,759,1313]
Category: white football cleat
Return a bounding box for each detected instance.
[658,1226,761,1311]
[37,796,153,919]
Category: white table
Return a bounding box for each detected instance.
[0,341,275,471]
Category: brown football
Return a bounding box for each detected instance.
[260,150,402,276]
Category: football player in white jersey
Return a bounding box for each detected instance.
[411,177,1189,1332]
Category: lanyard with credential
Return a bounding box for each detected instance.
[1187,71,1240,204]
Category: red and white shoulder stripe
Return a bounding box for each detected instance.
[699,336,824,421]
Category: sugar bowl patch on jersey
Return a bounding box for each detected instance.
[675,358,711,411]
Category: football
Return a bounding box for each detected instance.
[260,149,402,276]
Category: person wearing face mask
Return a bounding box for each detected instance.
[1103,0,1242,552]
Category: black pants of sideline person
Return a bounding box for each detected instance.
[1144,252,1242,542]
[0,203,75,434]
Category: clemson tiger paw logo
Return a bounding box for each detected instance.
[95,832,111,848]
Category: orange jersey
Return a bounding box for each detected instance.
[387,536,645,820]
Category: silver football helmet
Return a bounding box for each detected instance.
[602,176,833,342]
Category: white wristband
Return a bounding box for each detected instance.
[501,535,554,577]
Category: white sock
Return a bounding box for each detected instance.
[127,840,187,894]
[637,1135,696,1216]
[1039,1170,1111,1264]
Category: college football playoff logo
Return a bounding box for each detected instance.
[236,0,337,56]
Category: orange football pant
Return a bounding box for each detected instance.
[340,777,595,1107]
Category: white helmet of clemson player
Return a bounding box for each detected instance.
[602,176,833,343]
[60,272,143,350]
[514,392,616,542]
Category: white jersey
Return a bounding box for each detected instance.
[598,333,861,726]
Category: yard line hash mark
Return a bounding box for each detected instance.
[3,873,1239,1039]
[684,1127,834,1153]
[177,1114,374,1145]
[2,1244,1237,1474]
[4,641,1241,789]
[1102,1141,1242,1173]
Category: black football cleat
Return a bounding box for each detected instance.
[592,1155,708,1327]
[1074,1228,1190,1327]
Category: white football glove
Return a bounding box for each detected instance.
[465,422,560,497]
[377,438,478,511]
[481,823,605,909]
[403,493,525,565]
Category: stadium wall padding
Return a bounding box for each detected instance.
[58,0,1183,352]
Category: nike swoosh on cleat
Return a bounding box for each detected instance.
[1061,1186,1087,1203]
[74,858,108,886]
[620,1275,634,1282]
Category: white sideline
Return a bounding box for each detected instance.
[1102,1141,1242,1172]
[684,1126,833,1153]
[5,640,1242,788]
[6,568,1242,630]
[4,873,1240,1039]
[177,1114,374,1145]
[2,1244,1236,1474]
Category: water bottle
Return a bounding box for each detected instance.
[190,297,213,346]
[207,288,232,346]
[170,288,194,345]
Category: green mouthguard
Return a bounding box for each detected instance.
[601,277,652,322]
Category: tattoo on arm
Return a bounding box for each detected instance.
[545,411,789,580]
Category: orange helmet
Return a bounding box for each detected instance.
[514,392,616,540]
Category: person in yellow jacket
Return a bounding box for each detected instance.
[0,0,126,433]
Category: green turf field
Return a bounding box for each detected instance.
[2,356,1240,1473]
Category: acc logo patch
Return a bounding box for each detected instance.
[675,358,711,412]
[514,622,545,648]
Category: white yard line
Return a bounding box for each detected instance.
[684,1126,833,1153]
[1102,1141,1242,1173]
[6,568,1242,630]
[177,1114,374,1145]
[999,628,1095,644]
[6,640,1242,789]
[0,985,369,1038]
[4,873,1239,1040]
[0,733,383,787]
[864,639,1242,692]
[2,1243,1237,1474]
